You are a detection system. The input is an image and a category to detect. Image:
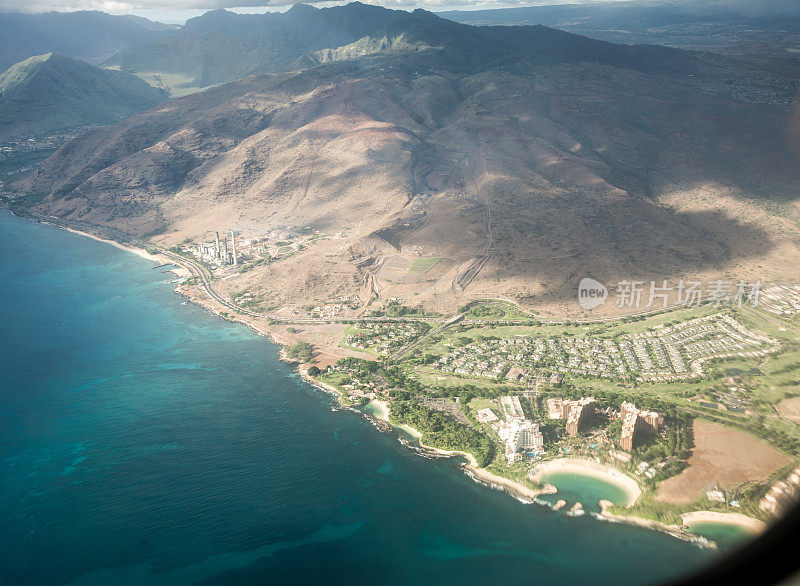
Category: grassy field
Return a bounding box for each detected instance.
[467,397,499,412]
[407,257,440,274]
[317,371,349,390]
[461,300,536,321]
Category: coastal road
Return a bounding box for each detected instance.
[30,212,787,334]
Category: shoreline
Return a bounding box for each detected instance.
[60,225,191,278]
[597,500,701,544]
[681,511,767,535]
[597,501,767,546]
[536,458,767,544]
[531,458,642,507]
[32,215,292,353]
[367,399,558,502]
[368,399,481,467]
[32,216,773,545]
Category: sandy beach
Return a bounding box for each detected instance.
[681,511,767,534]
[597,501,767,546]
[61,226,190,277]
[532,458,642,507]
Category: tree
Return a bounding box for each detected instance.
[286,341,314,362]
[307,366,321,377]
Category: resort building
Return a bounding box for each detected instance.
[495,396,544,462]
[546,398,564,419]
[498,419,544,463]
[564,397,596,436]
[619,402,663,451]
[500,395,525,421]
[476,408,499,424]
[546,396,596,435]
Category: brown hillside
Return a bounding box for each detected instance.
[17,63,800,316]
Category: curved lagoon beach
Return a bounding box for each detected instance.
[533,458,642,511]
[538,472,633,513]
[686,522,753,550]
[682,512,766,550]
[0,211,719,585]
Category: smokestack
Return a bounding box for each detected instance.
[230,230,237,266]
[215,231,220,259]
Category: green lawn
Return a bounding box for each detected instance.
[408,257,441,275]
[468,397,499,412]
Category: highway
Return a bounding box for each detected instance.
[29,212,782,342]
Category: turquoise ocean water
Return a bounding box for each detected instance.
[538,472,632,513]
[0,210,718,585]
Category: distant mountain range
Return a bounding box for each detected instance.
[2,1,798,98]
[440,0,800,28]
[0,10,172,72]
[103,2,748,96]
[440,0,800,73]
[0,53,165,139]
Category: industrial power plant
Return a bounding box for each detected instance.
[196,230,238,266]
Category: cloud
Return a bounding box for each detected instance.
[0,0,791,21]
[0,0,601,15]
[0,0,286,10]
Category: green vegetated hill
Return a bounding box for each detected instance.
[103,2,748,96]
[0,10,173,71]
[0,53,166,139]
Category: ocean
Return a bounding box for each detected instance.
[0,210,718,585]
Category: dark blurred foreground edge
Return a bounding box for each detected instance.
[666,502,800,585]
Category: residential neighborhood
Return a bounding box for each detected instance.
[430,314,776,383]
[344,322,431,355]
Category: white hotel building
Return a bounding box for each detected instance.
[497,419,544,463]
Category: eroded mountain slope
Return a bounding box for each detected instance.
[17,58,800,316]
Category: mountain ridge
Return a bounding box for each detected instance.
[0,52,166,139]
[0,10,173,71]
[103,2,752,96]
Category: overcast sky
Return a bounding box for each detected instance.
[0,0,793,25]
[0,0,640,24]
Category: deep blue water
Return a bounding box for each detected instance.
[0,210,716,585]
